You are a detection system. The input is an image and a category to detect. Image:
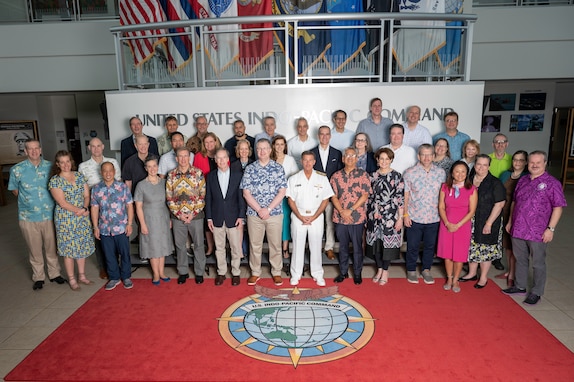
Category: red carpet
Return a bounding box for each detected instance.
[6,277,574,382]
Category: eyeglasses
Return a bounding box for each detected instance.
[355,139,366,142]
[344,154,357,158]
[494,140,508,144]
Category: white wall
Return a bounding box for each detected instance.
[0,21,118,93]
[470,6,574,81]
[480,80,555,156]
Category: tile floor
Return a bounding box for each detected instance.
[1,187,573,380]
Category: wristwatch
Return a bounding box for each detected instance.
[547,226,555,232]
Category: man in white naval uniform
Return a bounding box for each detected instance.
[286,151,334,287]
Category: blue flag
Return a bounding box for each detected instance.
[324,0,366,74]
[273,0,331,76]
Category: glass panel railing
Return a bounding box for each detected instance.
[473,0,572,6]
[112,13,475,89]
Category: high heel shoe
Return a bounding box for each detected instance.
[68,276,81,291]
[78,273,94,285]
[458,275,477,282]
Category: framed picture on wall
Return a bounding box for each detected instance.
[509,114,544,132]
[519,93,546,111]
[482,115,501,132]
[489,94,516,111]
[0,121,39,164]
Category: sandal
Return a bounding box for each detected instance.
[379,270,389,286]
[68,276,81,291]
[373,269,383,283]
[443,275,454,291]
[78,273,94,285]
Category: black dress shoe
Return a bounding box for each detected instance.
[33,281,44,290]
[334,274,348,283]
[214,275,225,286]
[231,276,240,286]
[492,259,504,271]
[458,275,478,282]
[195,275,204,284]
[177,274,189,284]
[353,276,363,285]
[49,276,67,284]
[474,281,488,289]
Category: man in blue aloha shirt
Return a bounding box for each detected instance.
[90,162,134,291]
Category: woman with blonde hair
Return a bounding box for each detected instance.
[461,139,480,170]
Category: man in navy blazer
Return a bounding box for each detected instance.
[311,126,343,260]
[205,148,246,286]
[120,116,159,168]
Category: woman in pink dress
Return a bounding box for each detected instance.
[437,161,477,293]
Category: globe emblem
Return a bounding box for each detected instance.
[218,286,376,367]
[244,305,348,348]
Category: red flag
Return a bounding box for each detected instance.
[119,0,166,66]
[238,0,274,76]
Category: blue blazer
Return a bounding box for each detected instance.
[120,135,159,168]
[311,146,343,178]
[205,170,246,228]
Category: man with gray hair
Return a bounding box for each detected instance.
[330,147,372,285]
[8,139,66,290]
[402,143,445,284]
[503,151,566,305]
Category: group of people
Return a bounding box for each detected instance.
[9,98,566,305]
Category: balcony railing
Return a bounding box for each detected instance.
[111,12,477,89]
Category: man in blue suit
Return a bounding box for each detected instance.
[311,126,343,260]
[205,148,246,286]
[120,116,159,168]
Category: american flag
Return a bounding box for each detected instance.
[119,0,166,66]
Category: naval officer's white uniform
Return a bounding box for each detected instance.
[286,170,334,285]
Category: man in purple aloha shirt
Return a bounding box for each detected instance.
[90,162,134,291]
[502,151,566,305]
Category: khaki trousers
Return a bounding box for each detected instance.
[247,214,283,276]
[19,220,61,281]
[213,224,242,276]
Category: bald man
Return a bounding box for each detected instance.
[78,137,122,279]
[79,138,121,188]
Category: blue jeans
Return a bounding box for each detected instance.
[335,223,364,277]
[100,234,131,281]
[405,221,439,272]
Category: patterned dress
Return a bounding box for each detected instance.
[469,173,506,262]
[49,172,94,259]
[366,170,404,256]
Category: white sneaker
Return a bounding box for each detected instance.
[290,278,299,286]
[315,278,326,287]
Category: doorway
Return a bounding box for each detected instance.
[64,118,82,166]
